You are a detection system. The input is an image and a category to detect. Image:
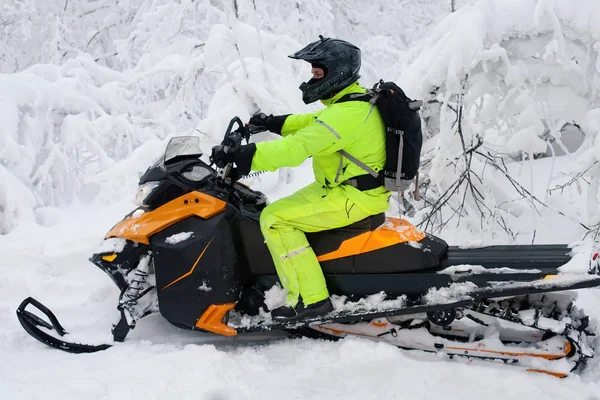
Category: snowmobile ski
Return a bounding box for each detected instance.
[16,297,111,354]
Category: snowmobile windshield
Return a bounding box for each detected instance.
[151,137,203,169]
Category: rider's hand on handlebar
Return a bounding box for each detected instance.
[248,113,272,128]
[211,116,251,171]
[211,144,237,168]
[246,123,268,135]
[246,113,271,135]
[211,120,247,169]
[246,113,289,135]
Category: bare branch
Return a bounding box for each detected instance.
[475,150,589,230]
[547,161,599,195]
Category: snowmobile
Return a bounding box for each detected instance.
[17,117,600,377]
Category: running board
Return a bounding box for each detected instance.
[234,300,473,333]
[234,274,600,333]
[442,244,571,270]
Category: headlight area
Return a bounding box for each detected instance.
[133,181,160,206]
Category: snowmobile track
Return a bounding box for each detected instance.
[235,275,600,332]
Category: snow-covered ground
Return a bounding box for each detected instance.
[3,0,600,398]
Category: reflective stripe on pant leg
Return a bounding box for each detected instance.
[261,223,329,306]
[281,245,310,260]
[261,225,301,307]
[286,241,329,305]
[259,183,372,306]
[277,229,329,305]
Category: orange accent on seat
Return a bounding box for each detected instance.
[195,303,237,336]
[316,232,371,262]
[106,192,226,244]
[525,369,568,378]
[445,340,572,360]
[161,239,213,290]
[317,217,426,262]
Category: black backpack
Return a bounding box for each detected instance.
[337,80,423,193]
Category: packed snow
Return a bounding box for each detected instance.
[197,281,212,292]
[263,285,408,316]
[2,0,600,399]
[424,282,479,304]
[232,287,409,329]
[437,264,542,275]
[97,237,128,254]
[165,232,194,245]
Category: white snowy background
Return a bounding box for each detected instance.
[2,0,600,398]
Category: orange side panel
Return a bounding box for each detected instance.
[161,238,213,291]
[317,217,426,262]
[106,192,226,245]
[195,303,237,336]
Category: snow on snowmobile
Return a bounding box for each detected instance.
[17,117,600,377]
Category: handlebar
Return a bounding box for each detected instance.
[225,116,246,139]
[223,116,248,148]
[214,116,253,181]
[213,116,271,182]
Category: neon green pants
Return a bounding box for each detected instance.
[260,182,372,306]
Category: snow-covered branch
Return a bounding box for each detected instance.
[401,0,600,243]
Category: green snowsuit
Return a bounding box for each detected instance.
[251,82,391,306]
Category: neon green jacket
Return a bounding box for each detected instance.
[251,81,391,215]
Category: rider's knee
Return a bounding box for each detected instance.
[259,203,276,234]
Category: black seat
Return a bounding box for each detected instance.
[309,214,448,275]
[242,212,387,276]
[306,213,386,256]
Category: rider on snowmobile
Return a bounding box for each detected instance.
[211,36,391,321]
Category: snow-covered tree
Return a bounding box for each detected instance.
[399,0,600,243]
[2,0,600,243]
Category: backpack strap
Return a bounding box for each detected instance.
[315,118,381,186]
[333,92,382,181]
[336,93,372,104]
[396,134,404,184]
[336,91,379,124]
[338,150,379,179]
[342,174,383,191]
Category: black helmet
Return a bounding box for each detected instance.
[289,35,361,104]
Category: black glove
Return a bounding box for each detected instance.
[210,143,257,175]
[234,143,257,175]
[210,145,234,169]
[248,113,290,135]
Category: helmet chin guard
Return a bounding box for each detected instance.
[289,36,361,104]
